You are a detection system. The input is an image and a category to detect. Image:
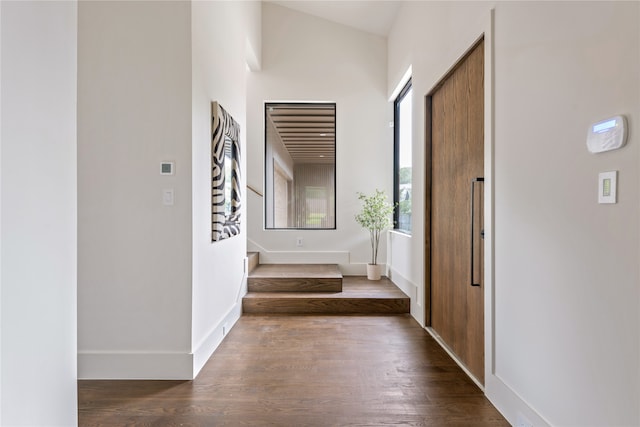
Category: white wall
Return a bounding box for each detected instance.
[388,1,639,426]
[387,231,420,315]
[78,0,260,380]
[387,0,491,333]
[247,3,391,274]
[493,3,639,425]
[78,1,194,379]
[0,1,78,424]
[191,0,259,376]
[1,4,3,418]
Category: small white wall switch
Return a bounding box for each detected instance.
[296,237,303,247]
[160,162,175,175]
[598,171,617,204]
[163,188,175,206]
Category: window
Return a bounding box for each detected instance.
[265,102,336,229]
[394,79,412,233]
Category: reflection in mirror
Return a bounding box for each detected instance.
[265,102,336,229]
[224,136,233,217]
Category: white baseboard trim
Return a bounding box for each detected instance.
[192,300,243,377]
[425,327,551,426]
[388,266,424,325]
[486,372,552,427]
[387,266,416,300]
[78,351,193,380]
[247,239,350,265]
[260,250,350,265]
[341,262,383,276]
[78,302,245,380]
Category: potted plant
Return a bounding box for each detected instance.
[355,189,396,280]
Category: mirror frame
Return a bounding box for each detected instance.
[264,102,337,230]
[211,101,241,241]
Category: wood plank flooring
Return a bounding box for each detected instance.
[78,315,508,426]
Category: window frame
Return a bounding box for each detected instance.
[393,78,413,234]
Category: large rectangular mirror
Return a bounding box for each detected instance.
[264,102,336,229]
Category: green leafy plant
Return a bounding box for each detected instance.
[355,189,396,265]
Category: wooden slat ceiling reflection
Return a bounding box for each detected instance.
[267,103,335,164]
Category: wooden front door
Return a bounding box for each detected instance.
[428,39,485,384]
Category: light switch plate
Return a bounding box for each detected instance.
[163,189,175,206]
[598,171,617,204]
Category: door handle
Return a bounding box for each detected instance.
[470,177,484,287]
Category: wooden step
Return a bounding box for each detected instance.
[243,276,409,315]
[248,264,342,292]
[247,252,260,274]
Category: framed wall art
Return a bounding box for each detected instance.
[211,101,241,241]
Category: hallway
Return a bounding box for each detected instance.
[79,315,508,426]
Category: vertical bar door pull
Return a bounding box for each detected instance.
[470,177,484,287]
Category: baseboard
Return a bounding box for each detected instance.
[247,239,350,265]
[78,301,244,380]
[340,262,386,276]
[260,251,350,265]
[388,266,423,325]
[387,266,417,301]
[192,300,243,377]
[78,351,193,380]
[486,373,552,427]
[425,326,551,427]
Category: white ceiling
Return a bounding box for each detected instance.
[267,1,402,37]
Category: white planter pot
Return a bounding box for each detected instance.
[366,264,382,281]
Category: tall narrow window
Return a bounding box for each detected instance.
[394,79,412,233]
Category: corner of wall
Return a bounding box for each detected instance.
[1,1,78,423]
[79,353,193,381]
[190,0,254,378]
[0,2,4,420]
[387,266,422,325]
[192,297,244,377]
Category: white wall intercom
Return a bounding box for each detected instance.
[587,115,627,153]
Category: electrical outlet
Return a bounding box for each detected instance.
[516,413,533,427]
[296,237,303,247]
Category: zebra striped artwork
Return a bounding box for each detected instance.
[211,101,241,241]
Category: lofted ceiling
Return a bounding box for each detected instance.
[267,103,336,164]
[267,1,401,37]
[263,2,398,165]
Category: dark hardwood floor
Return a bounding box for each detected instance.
[78,315,508,426]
